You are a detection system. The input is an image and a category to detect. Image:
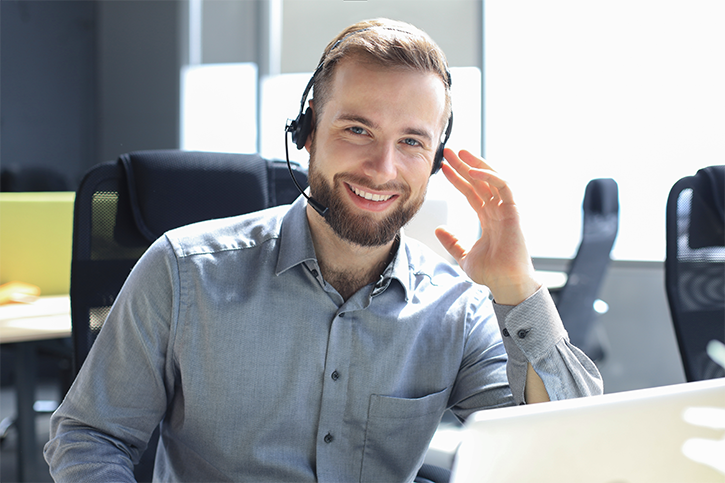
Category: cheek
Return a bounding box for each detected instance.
[404,164,432,195]
[396,177,425,205]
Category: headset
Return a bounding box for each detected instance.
[284,27,454,216]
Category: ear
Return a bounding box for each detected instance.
[304,100,316,153]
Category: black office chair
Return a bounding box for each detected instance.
[415,463,451,483]
[665,165,725,382]
[70,150,307,372]
[551,178,619,362]
[70,150,308,481]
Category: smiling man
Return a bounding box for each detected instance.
[304,59,445,299]
[45,18,602,482]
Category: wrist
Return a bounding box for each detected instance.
[489,277,541,306]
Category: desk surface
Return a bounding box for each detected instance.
[0,295,71,343]
[536,270,567,290]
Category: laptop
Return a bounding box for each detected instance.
[0,192,74,295]
[450,377,725,483]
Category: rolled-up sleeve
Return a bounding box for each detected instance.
[493,286,604,404]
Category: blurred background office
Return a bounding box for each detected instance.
[1,1,724,479]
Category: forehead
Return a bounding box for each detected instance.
[325,59,447,129]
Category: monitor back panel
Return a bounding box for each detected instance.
[451,378,725,483]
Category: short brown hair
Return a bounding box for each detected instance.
[311,19,452,130]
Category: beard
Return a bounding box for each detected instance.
[307,145,427,247]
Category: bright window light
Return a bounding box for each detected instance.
[259,72,314,167]
[180,62,258,154]
[485,1,725,261]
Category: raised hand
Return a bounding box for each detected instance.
[434,149,540,305]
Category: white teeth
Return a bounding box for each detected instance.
[350,185,393,202]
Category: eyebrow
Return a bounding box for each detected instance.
[336,113,434,144]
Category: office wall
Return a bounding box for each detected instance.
[0,0,96,188]
[1,0,185,188]
[280,0,481,72]
[201,0,259,64]
[96,0,183,165]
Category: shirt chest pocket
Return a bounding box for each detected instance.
[360,388,449,482]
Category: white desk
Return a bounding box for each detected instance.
[0,295,71,343]
[0,296,71,482]
[535,270,567,290]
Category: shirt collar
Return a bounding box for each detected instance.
[275,195,414,301]
[275,196,317,276]
[372,232,413,301]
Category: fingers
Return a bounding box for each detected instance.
[442,149,515,205]
[440,161,489,211]
[434,226,466,263]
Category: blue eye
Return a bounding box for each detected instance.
[349,126,366,135]
[403,138,420,147]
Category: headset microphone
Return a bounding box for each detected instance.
[284,124,328,217]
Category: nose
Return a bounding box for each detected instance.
[362,142,397,184]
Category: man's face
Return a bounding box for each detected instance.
[306,59,447,247]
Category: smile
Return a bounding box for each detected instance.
[348,184,395,202]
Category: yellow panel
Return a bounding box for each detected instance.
[0,192,75,295]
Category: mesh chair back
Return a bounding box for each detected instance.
[665,165,725,381]
[555,178,619,361]
[70,150,307,373]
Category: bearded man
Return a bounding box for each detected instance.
[45,18,602,483]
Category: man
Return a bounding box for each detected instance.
[45,18,602,482]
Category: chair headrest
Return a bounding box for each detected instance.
[689,165,724,249]
[583,178,619,216]
[120,150,269,243]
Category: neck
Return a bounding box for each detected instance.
[307,205,399,300]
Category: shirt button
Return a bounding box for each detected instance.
[331,370,340,381]
[324,432,334,444]
[502,328,510,337]
[517,329,529,339]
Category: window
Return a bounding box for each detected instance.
[485,1,725,261]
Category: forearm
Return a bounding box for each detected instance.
[45,418,136,482]
[493,286,603,404]
[524,362,550,403]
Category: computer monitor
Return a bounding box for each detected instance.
[451,378,725,483]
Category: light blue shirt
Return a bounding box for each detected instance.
[45,196,602,482]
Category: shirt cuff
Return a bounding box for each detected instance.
[492,286,569,403]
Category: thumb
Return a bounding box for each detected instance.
[435,226,466,263]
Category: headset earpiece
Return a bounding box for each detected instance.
[432,146,445,175]
[431,112,453,175]
[290,106,314,150]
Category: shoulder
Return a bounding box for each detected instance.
[162,204,290,258]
